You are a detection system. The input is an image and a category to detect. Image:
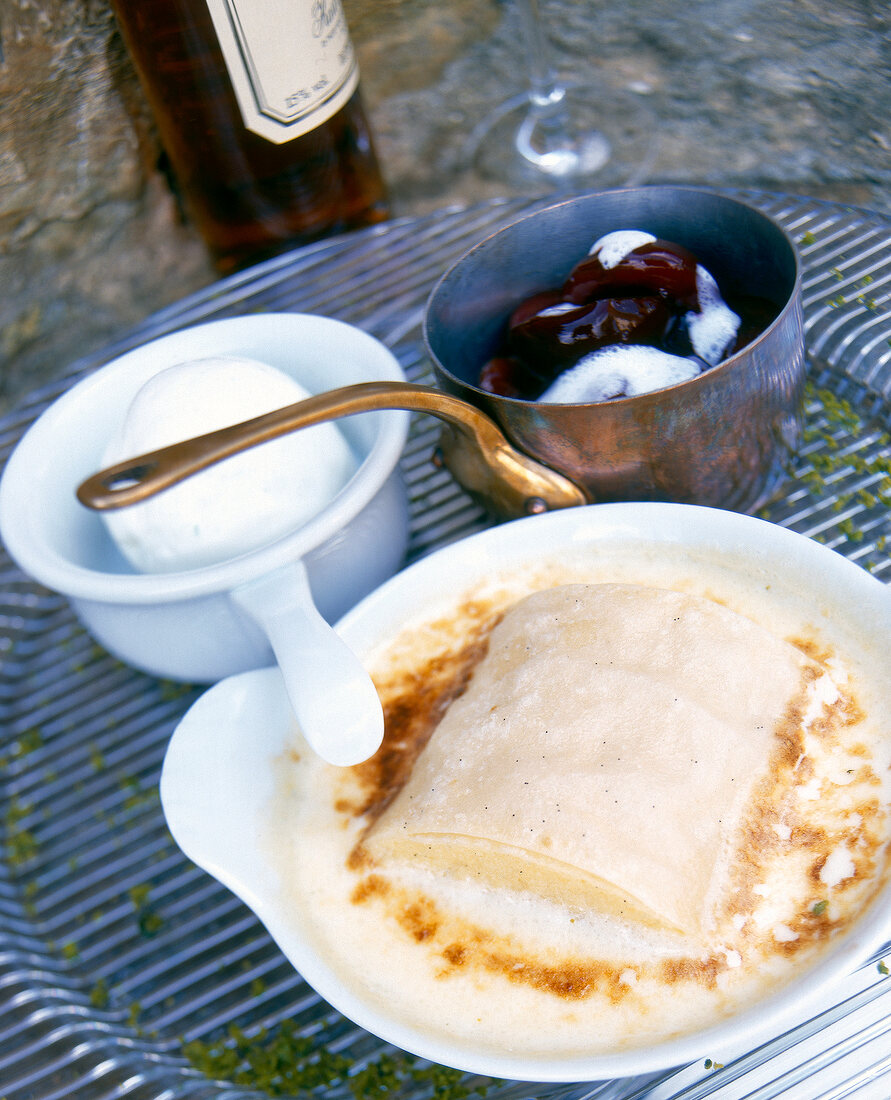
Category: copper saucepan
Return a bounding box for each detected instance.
[424,186,805,514]
[78,188,804,519]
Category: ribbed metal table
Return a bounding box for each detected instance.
[1,191,890,1100]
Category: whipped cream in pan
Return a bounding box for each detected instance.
[480,228,763,403]
[539,231,741,403]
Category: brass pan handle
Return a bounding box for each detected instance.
[76,381,589,521]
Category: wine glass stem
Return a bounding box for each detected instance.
[517,0,565,107]
[511,0,611,178]
[467,0,616,184]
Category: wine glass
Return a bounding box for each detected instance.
[467,0,657,189]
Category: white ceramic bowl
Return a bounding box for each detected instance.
[0,313,410,687]
[160,502,891,1082]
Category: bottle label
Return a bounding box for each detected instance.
[205,0,360,143]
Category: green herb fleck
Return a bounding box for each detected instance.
[5,798,39,866]
[348,1052,407,1097]
[786,381,891,559]
[837,517,865,542]
[128,883,163,937]
[411,1061,480,1098]
[128,884,151,909]
[12,728,43,759]
[183,1021,350,1094]
[8,828,39,865]
[120,774,157,812]
[158,679,196,701]
[7,797,33,826]
[812,899,829,916]
[90,978,110,1009]
[181,1020,493,1099]
[138,909,164,937]
[878,960,889,976]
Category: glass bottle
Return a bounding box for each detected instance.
[110,0,389,273]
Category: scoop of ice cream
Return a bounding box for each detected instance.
[538,345,702,404]
[101,355,357,573]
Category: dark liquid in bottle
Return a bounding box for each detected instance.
[111,0,389,273]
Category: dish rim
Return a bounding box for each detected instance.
[160,501,891,1082]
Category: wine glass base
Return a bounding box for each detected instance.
[467,84,659,191]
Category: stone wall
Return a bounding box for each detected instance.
[2,0,889,415]
[1,0,209,411]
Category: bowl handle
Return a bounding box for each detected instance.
[231,559,383,767]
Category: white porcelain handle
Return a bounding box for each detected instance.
[231,560,384,767]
